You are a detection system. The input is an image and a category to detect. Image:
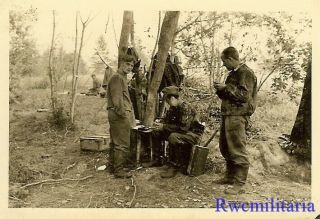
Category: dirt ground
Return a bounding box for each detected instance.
[9,91,311,208]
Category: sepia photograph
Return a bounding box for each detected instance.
[4,0,318,217]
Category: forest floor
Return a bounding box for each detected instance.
[8,88,311,208]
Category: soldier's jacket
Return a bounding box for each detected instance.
[107,72,135,126]
[162,102,204,135]
[217,64,257,116]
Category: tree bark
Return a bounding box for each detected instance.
[70,12,78,124]
[118,11,133,68]
[290,60,311,159]
[147,11,161,85]
[143,11,180,127]
[130,14,135,48]
[48,10,57,112]
[70,14,90,124]
[71,12,78,93]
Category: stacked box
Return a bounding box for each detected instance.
[187,145,209,176]
[80,135,110,152]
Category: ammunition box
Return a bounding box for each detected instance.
[187,145,209,176]
[80,135,110,152]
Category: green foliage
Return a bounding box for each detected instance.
[9,8,39,103]
[31,77,50,89]
[48,106,72,130]
[175,11,311,99]
[33,47,88,91]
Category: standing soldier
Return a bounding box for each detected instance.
[89,74,101,95]
[213,47,257,194]
[152,86,204,178]
[107,55,136,178]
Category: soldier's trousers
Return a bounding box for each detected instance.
[219,116,250,183]
[153,129,200,169]
[108,109,133,171]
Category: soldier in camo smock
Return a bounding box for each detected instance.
[151,86,204,178]
[213,47,257,194]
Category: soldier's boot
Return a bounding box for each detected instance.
[224,165,248,195]
[113,149,132,179]
[213,162,235,185]
[160,166,178,178]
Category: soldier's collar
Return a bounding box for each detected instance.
[234,63,244,72]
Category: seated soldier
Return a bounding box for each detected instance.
[88,74,101,95]
[152,86,204,178]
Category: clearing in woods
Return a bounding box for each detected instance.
[9,89,311,208]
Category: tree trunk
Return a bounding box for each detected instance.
[216,48,222,82]
[70,12,78,124]
[147,11,161,86]
[257,57,283,92]
[118,11,133,68]
[143,11,180,127]
[130,15,135,48]
[48,10,57,112]
[70,14,90,124]
[290,60,311,159]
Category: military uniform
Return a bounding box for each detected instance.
[216,63,257,185]
[89,77,101,95]
[107,72,136,174]
[154,99,204,172]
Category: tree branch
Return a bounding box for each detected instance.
[175,13,203,35]
[20,175,94,189]
[95,51,110,68]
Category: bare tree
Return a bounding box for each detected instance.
[143,11,180,126]
[48,10,57,112]
[70,13,92,124]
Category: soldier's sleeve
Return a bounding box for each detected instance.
[222,70,256,103]
[108,76,126,118]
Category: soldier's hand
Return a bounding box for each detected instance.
[213,82,226,91]
[152,122,163,130]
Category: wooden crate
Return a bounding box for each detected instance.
[187,145,209,176]
[80,135,110,152]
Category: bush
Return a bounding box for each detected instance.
[48,106,72,130]
[31,78,49,89]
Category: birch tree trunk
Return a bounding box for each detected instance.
[70,14,91,124]
[48,10,57,112]
[70,12,78,124]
